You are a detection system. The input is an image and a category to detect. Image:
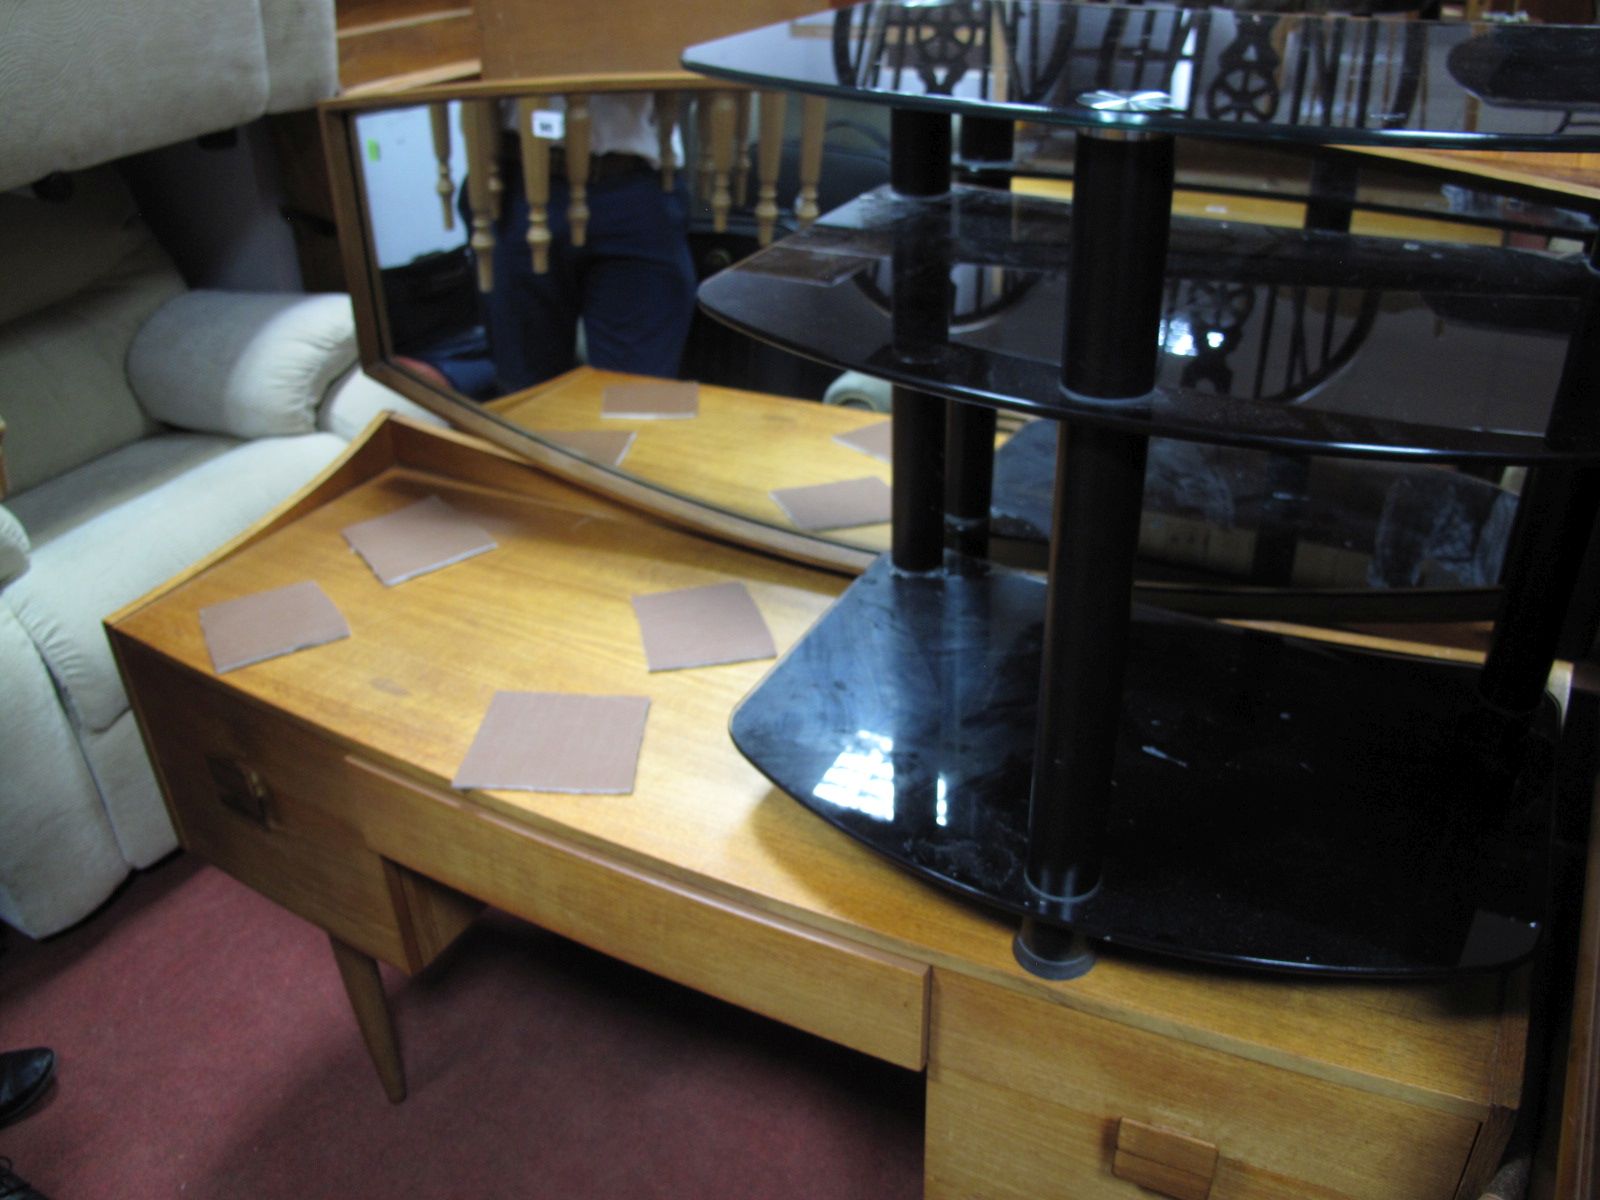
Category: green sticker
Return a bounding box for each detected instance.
[365,139,381,163]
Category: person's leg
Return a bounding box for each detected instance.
[577,174,698,379]
[483,175,584,391]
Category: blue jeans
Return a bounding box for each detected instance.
[481,165,698,391]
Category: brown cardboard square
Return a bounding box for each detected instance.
[452,692,651,793]
[536,428,636,467]
[200,580,350,674]
[834,419,892,463]
[341,494,496,586]
[601,379,699,419]
[631,581,776,672]
[770,476,893,531]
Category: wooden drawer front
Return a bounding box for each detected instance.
[119,643,415,967]
[926,971,1480,1200]
[345,758,931,1069]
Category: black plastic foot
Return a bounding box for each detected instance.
[1014,918,1097,980]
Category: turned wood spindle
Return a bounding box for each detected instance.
[709,91,737,233]
[461,99,497,293]
[796,96,827,228]
[755,91,786,246]
[566,93,592,249]
[429,104,454,231]
[476,101,504,222]
[696,93,717,205]
[733,91,753,208]
[516,97,553,275]
[654,90,679,191]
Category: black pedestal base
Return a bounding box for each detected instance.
[731,557,1559,977]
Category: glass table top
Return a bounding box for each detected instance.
[683,1,1600,151]
[698,184,1597,461]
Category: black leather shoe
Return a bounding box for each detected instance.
[0,1157,47,1200]
[0,1048,54,1128]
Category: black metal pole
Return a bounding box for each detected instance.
[1017,129,1174,978]
[944,402,996,565]
[1479,240,1600,726]
[889,108,952,573]
[940,115,1015,567]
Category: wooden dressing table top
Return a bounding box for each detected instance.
[109,415,1525,1139]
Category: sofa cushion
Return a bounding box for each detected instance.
[0,242,183,494]
[0,0,271,193]
[0,503,27,586]
[129,291,358,438]
[4,430,345,735]
[0,171,158,327]
[0,605,129,938]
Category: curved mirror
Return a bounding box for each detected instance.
[324,74,1597,619]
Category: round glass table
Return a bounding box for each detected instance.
[684,0,1600,977]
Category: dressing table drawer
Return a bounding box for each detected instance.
[118,640,472,971]
[343,756,931,1070]
[926,970,1488,1200]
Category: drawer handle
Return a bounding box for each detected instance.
[205,755,274,827]
[1112,1117,1218,1200]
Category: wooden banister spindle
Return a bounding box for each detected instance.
[710,91,737,233]
[477,100,504,221]
[796,95,826,228]
[654,90,679,191]
[755,91,786,245]
[697,93,717,205]
[733,91,753,207]
[566,93,592,248]
[461,99,497,292]
[429,104,454,230]
[516,97,553,274]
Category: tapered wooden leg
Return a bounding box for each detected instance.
[329,935,406,1103]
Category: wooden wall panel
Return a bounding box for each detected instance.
[476,0,848,78]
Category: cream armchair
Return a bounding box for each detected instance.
[0,166,444,938]
[0,0,451,938]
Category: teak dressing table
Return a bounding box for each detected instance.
[110,414,1541,1199]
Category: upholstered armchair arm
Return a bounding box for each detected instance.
[0,501,31,589]
[127,291,360,439]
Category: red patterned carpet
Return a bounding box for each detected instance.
[0,855,923,1198]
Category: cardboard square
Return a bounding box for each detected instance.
[834,419,892,463]
[631,581,777,672]
[601,380,699,420]
[341,494,496,586]
[452,692,651,794]
[770,476,893,531]
[200,580,350,674]
[536,428,636,467]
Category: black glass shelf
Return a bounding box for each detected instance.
[699,184,1595,462]
[683,1,1600,152]
[689,2,1600,979]
[732,556,1559,976]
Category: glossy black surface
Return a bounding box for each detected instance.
[700,184,1593,461]
[731,556,1558,975]
[683,1,1600,151]
[992,418,1518,596]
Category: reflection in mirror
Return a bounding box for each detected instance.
[331,46,1597,621]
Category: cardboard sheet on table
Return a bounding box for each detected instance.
[834,419,892,463]
[631,581,776,672]
[601,380,699,419]
[534,428,636,467]
[200,580,350,674]
[341,494,496,586]
[770,476,892,531]
[453,692,651,794]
